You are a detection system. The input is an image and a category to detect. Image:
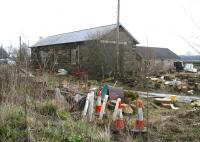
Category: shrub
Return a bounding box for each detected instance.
[68,135,84,142]
[124,91,137,104]
[57,110,70,120]
[0,65,14,91]
[41,100,57,116]
[0,109,26,142]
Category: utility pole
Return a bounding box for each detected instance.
[146,38,150,142]
[116,0,120,76]
[19,36,22,61]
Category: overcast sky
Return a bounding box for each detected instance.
[0,0,200,55]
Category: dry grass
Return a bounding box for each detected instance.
[0,64,200,142]
[0,65,112,142]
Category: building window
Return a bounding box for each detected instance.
[144,60,150,66]
[71,49,77,65]
[40,51,48,64]
[57,49,64,55]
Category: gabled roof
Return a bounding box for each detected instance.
[31,24,139,47]
[136,46,180,60]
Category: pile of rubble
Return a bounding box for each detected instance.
[148,72,200,95]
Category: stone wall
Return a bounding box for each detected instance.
[31,43,80,71]
[120,46,136,76]
[136,57,177,74]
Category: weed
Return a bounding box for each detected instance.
[41,100,58,116]
[0,106,26,142]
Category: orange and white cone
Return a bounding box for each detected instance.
[115,99,124,129]
[135,101,144,130]
[95,89,101,113]
[99,95,108,120]
[113,98,121,121]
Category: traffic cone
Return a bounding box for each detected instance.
[113,98,121,121]
[115,99,124,129]
[95,89,101,113]
[99,95,108,120]
[135,100,144,130]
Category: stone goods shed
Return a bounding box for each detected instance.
[30,24,139,76]
[136,46,180,73]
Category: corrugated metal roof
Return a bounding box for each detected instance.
[136,46,180,60]
[31,24,139,47]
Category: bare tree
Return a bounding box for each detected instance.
[0,45,8,59]
[179,7,200,54]
[83,32,117,80]
[31,47,58,72]
[17,42,31,61]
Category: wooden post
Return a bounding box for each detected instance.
[77,44,80,65]
[19,36,22,61]
[88,91,94,121]
[83,93,90,117]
